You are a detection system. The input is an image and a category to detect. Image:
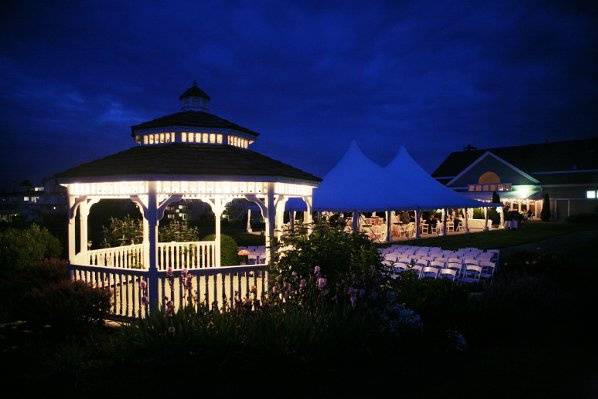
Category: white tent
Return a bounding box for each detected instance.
[313,141,484,211]
[384,146,485,210]
[313,141,418,211]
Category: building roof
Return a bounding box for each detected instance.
[179,83,210,100]
[130,111,259,137]
[55,144,321,183]
[433,137,598,179]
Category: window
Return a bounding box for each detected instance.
[143,136,149,145]
[181,132,187,142]
[217,134,223,144]
[587,190,597,199]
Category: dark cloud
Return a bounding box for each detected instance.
[1,0,596,186]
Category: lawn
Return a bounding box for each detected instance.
[399,221,595,250]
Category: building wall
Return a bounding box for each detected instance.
[449,155,537,188]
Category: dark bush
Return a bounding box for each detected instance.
[202,234,239,265]
[566,212,598,224]
[0,224,61,269]
[504,210,523,222]
[393,272,470,331]
[0,258,69,321]
[23,280,111,331]
[541,193,551,221]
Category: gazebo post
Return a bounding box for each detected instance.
[304,196,313,234]
[67,196,78,264]
[146,182,159,313]
[484,207,489,231]
[214,198,223,268]
[265,183,276,264]
[414,209,420,239]
[246,208,252,233]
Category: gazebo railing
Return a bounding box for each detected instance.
[157,241,216,270]
[83,241,217,270]
[84,244,144,269]
[70,263,268,319]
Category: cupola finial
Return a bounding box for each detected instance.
[179,82,210,111]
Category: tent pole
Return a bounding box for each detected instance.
[464,208,469,233]
[442,208,447,236]
[385,210,392,243]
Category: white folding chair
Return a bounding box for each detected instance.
[439,268,458,281]
[462,265,482,283]
[422,266,439,279]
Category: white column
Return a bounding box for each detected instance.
[414,209,420,239]
[498,206,504,228]
[214,198,223,267]
[274,196,287,240]
[265,184,276,264]
[246,208,253,233]
[484,207,489,231]
[79,200,90,256]
[304,196,313,234]
[67,196,77,264]
[442,208,447,236]
[146,182,159,312]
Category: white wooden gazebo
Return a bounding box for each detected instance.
[56,84,320,318]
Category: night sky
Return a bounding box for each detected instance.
[1,1,597,188]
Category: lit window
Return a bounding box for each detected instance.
[149,135,154,144]
[182,132,187,142]
[159,133,165,143]
[195,133,201,143]
[144,136,149,145]
[217,134,223,144]
[170,132,175,142]
[203,133,208,143]
[210,133,215,143]
[587,190,597,199]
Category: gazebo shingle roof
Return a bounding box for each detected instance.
[55,144,321,183]
[131,111,259,137]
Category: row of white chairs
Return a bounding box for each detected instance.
[380,245,499,283]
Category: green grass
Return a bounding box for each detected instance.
[397,221,596,250]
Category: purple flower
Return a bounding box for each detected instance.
[299,278,306,290]
[316,277,327,290]
[314,265,321,275]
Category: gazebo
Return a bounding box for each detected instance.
[56,83,320,318]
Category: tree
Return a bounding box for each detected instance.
[101,215,143,248]
[540,193,551,221]
[491,191,500,204]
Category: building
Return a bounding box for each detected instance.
[432,137,598,220]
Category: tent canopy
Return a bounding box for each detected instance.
[313,141,488,212]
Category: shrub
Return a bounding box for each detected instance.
[566,212,598,224]
[272,222,382,298]
[0,258,69,321]
[202,234,239,265]
[0,224,61,269]
[23,280,111,331]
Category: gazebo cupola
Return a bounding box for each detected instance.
[179,81,210,112]
[131,82,258,149]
